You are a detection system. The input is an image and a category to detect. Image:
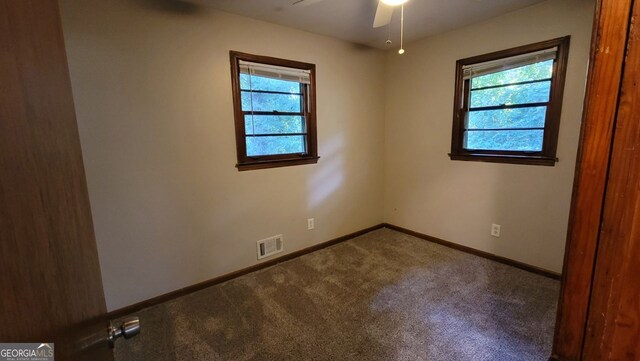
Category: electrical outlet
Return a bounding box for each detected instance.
[307,218,315,230]
[491,224,501,237]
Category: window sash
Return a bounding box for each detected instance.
[462,85,550,151]
[462,103,548,152]
[240,89,303,96]
[463,128,545,152]
[468,101,550,112]
[243,124,309,155]
[470,77,552,91]
[245,135,308,157]
[242,81,310,156]
[461,59,553,152]
[465,105,548,130]
[243,113,308,136]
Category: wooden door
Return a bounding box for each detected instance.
[0,1,114,360]
[581,0,640,358]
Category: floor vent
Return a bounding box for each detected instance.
[257,235,284,260]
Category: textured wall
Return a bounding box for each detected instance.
[59,0,386,311]
[383,0,594,273]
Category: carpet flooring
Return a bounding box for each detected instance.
[114,228,560,361]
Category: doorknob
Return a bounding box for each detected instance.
[108,317,140,347]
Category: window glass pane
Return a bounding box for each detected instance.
[464,129,544,151]
[240,74,300,93]
[244,115,306,135]
[471,59,554,89]
[241,91,302,113]
[467,106,547,129]
[246,135,306,156]
[470,81,551,108]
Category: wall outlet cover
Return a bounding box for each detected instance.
[491,224,501,237]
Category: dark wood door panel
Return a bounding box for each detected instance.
[0,1,113,360]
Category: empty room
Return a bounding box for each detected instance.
[3,0,640,360]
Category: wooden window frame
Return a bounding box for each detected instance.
[229,51,319,171]
[449,36,571,166]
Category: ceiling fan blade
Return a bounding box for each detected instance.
[373,1,394,28]
[292,0,325,6]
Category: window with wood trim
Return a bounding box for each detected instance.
[450,37,570,166]
[230,51,318,171]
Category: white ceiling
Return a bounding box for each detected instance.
[199,0,547,49]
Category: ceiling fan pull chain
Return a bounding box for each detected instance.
[399,3,405,54]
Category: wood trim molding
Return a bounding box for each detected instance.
[107,224,384,320]
[581,0,640,357]
[551,0,633,359]
[236,156,319,171]
[449,153,557,166]
[383,223,561,280]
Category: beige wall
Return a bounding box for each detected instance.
[59,0,386,311]
[383,0,594,273]
[60,0,593,311]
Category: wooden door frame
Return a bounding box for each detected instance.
[550,0,634,360]
[582,0,640,356]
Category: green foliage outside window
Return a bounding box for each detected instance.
[240,74,307,156]
[465,60,553,151]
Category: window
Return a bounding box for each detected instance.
[229,51,318,171]
[450,37,570,166]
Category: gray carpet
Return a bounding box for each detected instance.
[114,228,559,361]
